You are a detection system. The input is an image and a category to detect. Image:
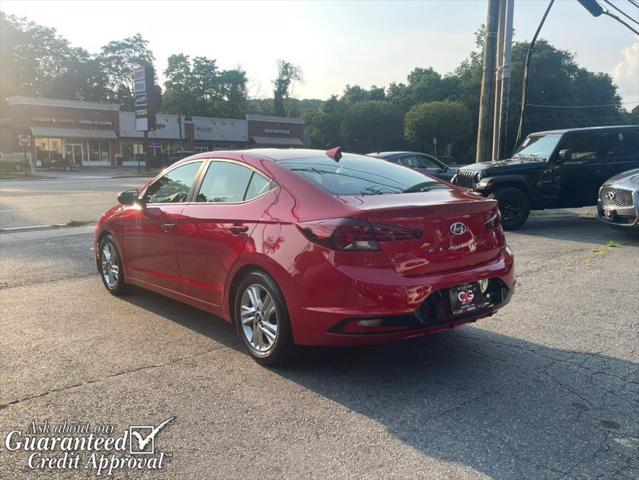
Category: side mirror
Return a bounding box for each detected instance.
[117,189,139,206]
[558,149,572,162]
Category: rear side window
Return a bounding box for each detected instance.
[144,161,202,204]
[280,154,446,196]
[559,133,598,162]
[245,172,275,200]
[196,161,275,203]
[601,130,639,159]
[399,155,439,169]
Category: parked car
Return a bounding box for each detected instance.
[96,148,515,365]
[368,151,457,181]
[452,126,639,230]
[597,168,639,229]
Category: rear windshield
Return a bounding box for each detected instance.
[279,154,447,196]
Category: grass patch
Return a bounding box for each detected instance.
[0,173,36,180]
[590,240,623,257]
[64,220,95,228]
[111,170,160,179]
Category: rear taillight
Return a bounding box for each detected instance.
[297,218,422,251]
[485,209,502,230]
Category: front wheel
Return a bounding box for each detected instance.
[490,187,531,230]
[234,271,295,366]
[98,235,129,295]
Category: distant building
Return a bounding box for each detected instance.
[1,96,305,167]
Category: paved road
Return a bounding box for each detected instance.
[0,171,152,229]
[0,216,637,479]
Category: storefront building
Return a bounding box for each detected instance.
[246,114,305,148]
[5,96,120,168]
[2,96,306,167]
[193,116,248,152]
[118,111,186,166]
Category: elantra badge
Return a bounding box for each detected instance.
[450,222,467,235]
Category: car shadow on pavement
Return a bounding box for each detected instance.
[272,328,638,480]
[120,286,241,350]
[514,216,639,246]
[119,288,638,479]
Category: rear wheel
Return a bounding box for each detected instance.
[234,271,295,366]
[491,187,530,230]
[98,235,129,295]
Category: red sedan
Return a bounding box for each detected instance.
[95,148,515,364]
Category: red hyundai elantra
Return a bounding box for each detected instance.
[96,148,515,364]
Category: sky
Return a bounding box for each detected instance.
[2,0,638,107]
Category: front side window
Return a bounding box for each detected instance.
[513,134,562,160]
[197,161,254,203]
[144,161,202,204]
[280,154,447,196]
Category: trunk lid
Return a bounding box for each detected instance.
[340,189,504,276]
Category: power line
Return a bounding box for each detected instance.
[627,0,639,10]
[525,101,639,109]
[602,9,639,34]
[602,0,639,24]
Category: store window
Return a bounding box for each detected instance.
[122,143,145,160]
[34,138,63,164]
[35,138,49,163]
[88,140,110,162]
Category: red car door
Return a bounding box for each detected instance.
[122,160,204,292]
[176,160,276,306]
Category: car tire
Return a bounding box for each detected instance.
[98,235,129,296]
[234,271,296,366]
[491,187,531,230]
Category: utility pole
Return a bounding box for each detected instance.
[475,0,500,163]
[514,0,555,151]
[492,0,514,161]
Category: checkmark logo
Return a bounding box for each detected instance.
[129,416,175,455]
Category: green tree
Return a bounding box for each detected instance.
[163,53,247,118]
[0,13,108,114]
[98,34,154,109]
[304,95,346,148]
[341,84,386,105]
[163,54,196,116]
[217,68,248,118]
[273,60,301,117]
[340,101,404,153]
[405,101,471,154]
[387,67,445,112]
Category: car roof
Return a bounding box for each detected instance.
[530,125,638,135]
[369,151,431,157]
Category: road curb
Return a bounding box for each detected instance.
[0,223,95,234]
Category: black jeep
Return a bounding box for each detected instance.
[453,126,639,229]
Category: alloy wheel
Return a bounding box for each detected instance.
[101,242,120,289]
[240,284,279,353]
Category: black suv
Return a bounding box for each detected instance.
[453,125,639,229]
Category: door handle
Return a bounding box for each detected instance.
[160,223,176,232]
[227,224,249,235]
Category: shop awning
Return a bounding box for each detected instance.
[30,126,117,140]
[251,136,304,147]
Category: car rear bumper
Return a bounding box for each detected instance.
[289,246,515,346]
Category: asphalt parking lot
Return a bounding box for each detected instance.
[0,177,638,479]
